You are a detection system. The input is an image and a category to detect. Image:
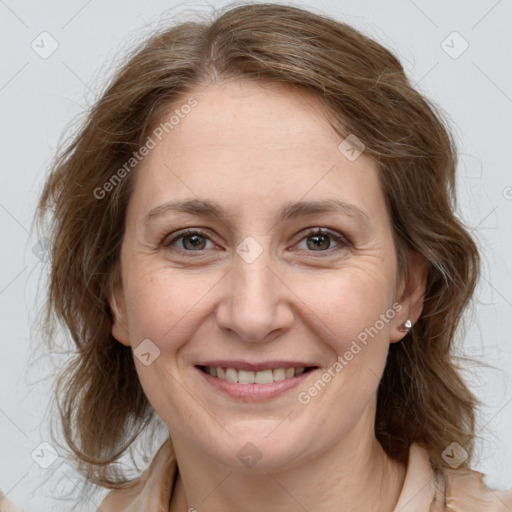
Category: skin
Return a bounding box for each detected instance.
[109,78,428,511]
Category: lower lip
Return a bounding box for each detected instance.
[195,367,317,402]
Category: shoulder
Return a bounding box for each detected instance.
[0,491,24,512]
[97,438,177,512]
[443,466,512,511]
[396,443,512,512]
[98,482,145,512]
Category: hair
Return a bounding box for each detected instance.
[35,1,482,489]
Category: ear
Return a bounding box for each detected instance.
[389,250,429,343]
[108,266,131,347]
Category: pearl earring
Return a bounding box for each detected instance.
[400,319,412,332]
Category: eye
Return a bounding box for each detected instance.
[294,228,349,254]
[162,229,215,252]
[161,227,350,256]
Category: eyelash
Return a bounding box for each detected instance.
[160,227,350,257]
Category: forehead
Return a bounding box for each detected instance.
[128,79,387,225]
[150,79,348,164]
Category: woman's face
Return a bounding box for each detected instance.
[110,79,418,471]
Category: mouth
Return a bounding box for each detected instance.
[194,363,320,402]
[196,365,317,384]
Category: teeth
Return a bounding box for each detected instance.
[204,366,307,384]
[255,369,273,384]
[238,370,255,384]
[225,368,238,383]
[273,368,286,381]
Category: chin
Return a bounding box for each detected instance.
[199,422,313,473]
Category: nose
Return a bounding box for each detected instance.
[214,243,295,344]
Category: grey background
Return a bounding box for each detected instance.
[0,0,511,510]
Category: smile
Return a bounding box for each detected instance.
[195,365,318,402]
[199,365,313,384]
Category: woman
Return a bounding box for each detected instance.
[28,2,512,511]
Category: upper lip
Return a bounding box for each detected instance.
[196,361,318,372]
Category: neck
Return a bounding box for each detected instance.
[169,421,406,511]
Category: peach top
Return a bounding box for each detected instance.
[96,439,512,511]
[2,440,512,511]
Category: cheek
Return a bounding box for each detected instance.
[123,263,221,347]
[291,264,397,403]
[122,252,397,360]
[296,264,396,345]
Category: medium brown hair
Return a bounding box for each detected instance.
[35,2,482,488]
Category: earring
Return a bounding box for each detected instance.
[399,319,412,333]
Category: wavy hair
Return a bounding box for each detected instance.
[35,2,482,488]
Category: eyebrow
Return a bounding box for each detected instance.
[145,198,372,228]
